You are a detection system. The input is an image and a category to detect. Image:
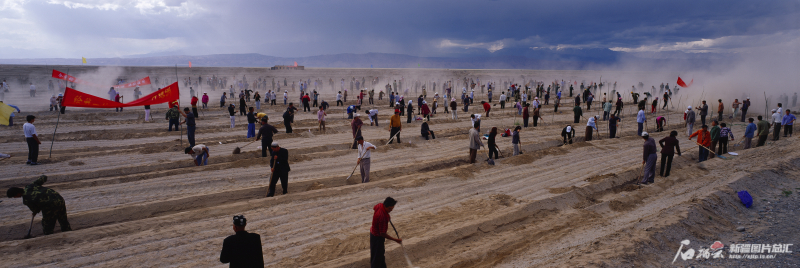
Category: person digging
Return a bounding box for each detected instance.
[7,175,71,237]
[370,197,402,268]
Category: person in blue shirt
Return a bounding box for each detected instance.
[743,118,757,149]
[347,105,357,119]
[636,107,647,136]
[783,109,796,137]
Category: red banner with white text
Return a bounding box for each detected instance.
[52,69,92,85]
[114,77,151,89]
[62,82,180,108]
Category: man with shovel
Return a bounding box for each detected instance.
[7,175,71,236]
[256,117,278,157]
[370,197,402,268]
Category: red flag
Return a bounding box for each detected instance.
[52,69,91,85]
[114,76,151,89]
[677,77,693,88]
[189,61,192,68]
[294,61,297,67]
[63,82,180,108]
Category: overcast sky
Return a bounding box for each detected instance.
[0,0,798,59]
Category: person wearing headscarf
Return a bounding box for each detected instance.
[561,125,575,145]
[586,115,598,141]
[421,100,431,121]
[406,100,414,123]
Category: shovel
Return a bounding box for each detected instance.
[23,213,35,239]
[389,220,418,268]
[233,140,257,154]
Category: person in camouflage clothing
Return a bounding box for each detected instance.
[6,175,71,235]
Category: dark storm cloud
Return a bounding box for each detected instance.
[0,0,797,58]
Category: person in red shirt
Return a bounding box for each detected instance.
[481,101,491,117]
[190,95,199,118]
[689,124,711,162]
[370,197,401,268]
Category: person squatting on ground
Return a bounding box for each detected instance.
[370,197,402,268]
[658,131,681,177]
[356,136,376,183]
[421,121,435,140]
[267,142,290,197]
[256,117,278,157]
[468,121,483,163]
[185,144,209,166]
[640,132,657,184]
[219,215,264,267]
[7,175,72,235]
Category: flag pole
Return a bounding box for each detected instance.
[175,64,182,147]
[49,67,68,158]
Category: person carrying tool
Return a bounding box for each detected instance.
[640,132,657,184]
[219,215,263,267]
[655,116,666,132]
[512,126,522,156]
[267,142,290,197]
[389,110,402,144]
[356,136,376,183]
[246,107,257,138]
[180,107,197,147]
[756,115,770,147]
[370,197,402,268]
[256,117,278,157]
[608,113,621,138]
[689,125,711,162]
[562,125,575,145]
[468,121,483,163]
[351,113,364,149]
[636,106,646,136]
[185,144,209,166]
[6,175,71,235]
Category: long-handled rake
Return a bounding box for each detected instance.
[389,220,418,268]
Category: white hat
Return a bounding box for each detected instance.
[355,113,361,117]
[423,100,427,104]
[271,142,279,147]
[687,106,692,109]
[641,131,649,137]
[203,92,207,94]
[772,109,776,112]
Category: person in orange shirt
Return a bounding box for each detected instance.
[689,124,711,162]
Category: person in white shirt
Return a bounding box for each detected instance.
[369,109,379,126]
[283,91,288,105]
[185,144,209,166]
[771,109,782,141]
[471,114,481,128]
[29,83,36,97]
[23,115,41,165]
[336,91,343,106]
[499,92,507,109]
[356,136,375,183]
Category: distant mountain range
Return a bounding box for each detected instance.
[0,52,734,70]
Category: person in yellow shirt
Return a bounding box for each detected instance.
[389,110,402,144]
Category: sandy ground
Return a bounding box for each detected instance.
[1,66,798,267]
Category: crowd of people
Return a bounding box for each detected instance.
[6,74,800,268]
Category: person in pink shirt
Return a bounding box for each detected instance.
[201,92,209,109]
